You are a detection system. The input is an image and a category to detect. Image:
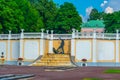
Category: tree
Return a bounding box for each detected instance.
[88,8,120,33]
[103,11,120,33]
[33,0,57,30]
[0,0,24,33]
[0,0,43,33]
[54,2,82,33]
[89,8,101,20]
[15,0,44,32]
[0,0,82,33]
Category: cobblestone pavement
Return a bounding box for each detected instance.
[0,65,120,80]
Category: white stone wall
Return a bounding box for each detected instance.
[0,38,118,63]
[0,41,7,59]
[75,40,116,62]
[24,40,39,60]
[11,41,19,60]
[76,40,92,61]
[0,39,43,61]
[97,41,115,61]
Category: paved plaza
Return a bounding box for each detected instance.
[0,65,120,80]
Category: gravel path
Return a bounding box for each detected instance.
[0,65,120,80]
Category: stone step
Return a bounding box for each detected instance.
[41,57,69,59]
[36,61,70,63]
[37,59,70,62]
[40,58,70,61]
[41,55,69,57]
[33,63,72,66]
[32,54,71,66]
[35,61,70,63]
[33,62,71,66]
[44,54,69,57]
[33,62,71,64]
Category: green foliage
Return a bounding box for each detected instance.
[89,8,120,33]
[54,2,82,33]
[14,0,44,32]
[105,69,120,74]
[0,0,82,33]
[0,0,43,33]
[103,11,120,33]
[33,0,57,30]
[89,8,101,21]
[0,0,24,33]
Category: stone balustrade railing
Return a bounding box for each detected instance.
[0,33,119,40]
[0,29,119,40]
[11,34,20,39]
[24,32,41,38]
[0,34,9,39]
[53,34,72,39]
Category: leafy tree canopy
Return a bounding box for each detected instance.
[0,0,82,34]
[32,0,57,30]
[103,11,120,33]
[89,8,120,33]
[88,8,102,21]
[0,0,43,33]
[54,2,82,33]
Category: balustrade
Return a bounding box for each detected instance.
[11,34,20,39]
[24,33,41,38]
[0,34,8,39]
[53,34,72,39]
[0,32,119,39]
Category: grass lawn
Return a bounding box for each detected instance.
[83,78,102,80]
[105,69,120,74]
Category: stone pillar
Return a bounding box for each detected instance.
[49,30,53,53]
[46,30,49,39]
[7,30,11,60]
[102,29,105,39]
[76,30,78,39]
[51,30,53,40]
[40,29,44,55]
[71,28,75,56]
[92,28,97,62]
[19,29,24,58]
[116,30,119,63]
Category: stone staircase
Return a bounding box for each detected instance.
[32,54,72,66]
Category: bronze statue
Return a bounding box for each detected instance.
[53,38,64,54]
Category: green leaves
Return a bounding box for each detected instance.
[0,0,82,33]
[54,2,82,33]
[0,0,22,33]
[89,8,101,21]
[89,8,120,33]
[33,0,57,30]
[104,11,120,33]
[0,0,43,33]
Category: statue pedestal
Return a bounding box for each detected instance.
[32,54,71,66]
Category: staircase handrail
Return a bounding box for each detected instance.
[69,54,79,67]
[30,55,43,65]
